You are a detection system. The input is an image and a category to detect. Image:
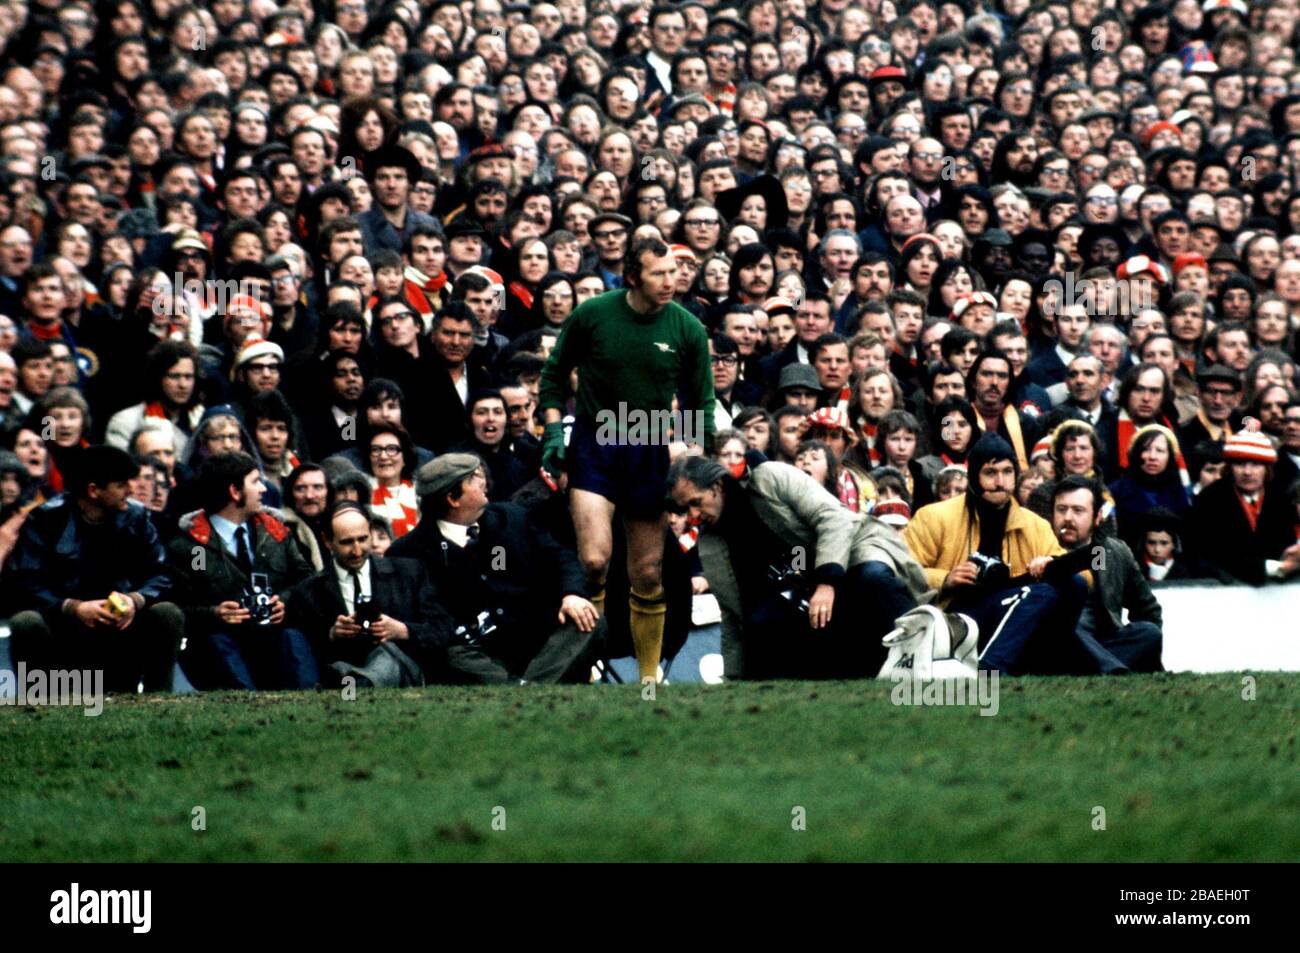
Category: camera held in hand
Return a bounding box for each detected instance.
[455,610,499,648]
[353,593,380,632]
[967,552,1010,590]
[767,562,811,613]
[242,572,276,626]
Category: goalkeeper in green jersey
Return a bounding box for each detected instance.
[538,236,715,683]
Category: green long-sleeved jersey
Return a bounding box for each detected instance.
[538,289,715,448]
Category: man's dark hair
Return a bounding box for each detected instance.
[248,390,294,427]
[624,236,670,288]
[64,445,138,499]
[11,338,53,367]
[1052,473,1104,519]
[198,451,260,515]
[809,332,847,362]
[711,332,739,355]
[286,462,334,516]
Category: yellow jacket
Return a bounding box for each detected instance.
[905,494,1089,605]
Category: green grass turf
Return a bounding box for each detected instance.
[1,675,1296,861]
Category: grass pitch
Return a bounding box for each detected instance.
[1,675,1295,862]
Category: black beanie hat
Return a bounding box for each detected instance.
[967,432,1018,480]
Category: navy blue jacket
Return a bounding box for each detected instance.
[5,496,171,616]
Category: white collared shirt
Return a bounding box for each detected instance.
[437,520,474,548]
[334,558,372,615]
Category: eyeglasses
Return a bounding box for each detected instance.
[370,444,403,457]
[912,151,943,162]
[1007,85,1034,96]
[208,432,241,446]
[1080,163,1105,175]
[379,312,415,324]
[685,217,719,226]
[247,362,282,373]
[1086,196,1118,206]
[710,354,739,366]
[862,41,891,53]
[273,275,298,286]
[592,229,627,240]
[1043,166,1070,176]
[705,50,736,61]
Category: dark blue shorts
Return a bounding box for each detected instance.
[567,416,671,517]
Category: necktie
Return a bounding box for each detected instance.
[466,524,480,545]
[234,525,253,574]
[350,571,363,613]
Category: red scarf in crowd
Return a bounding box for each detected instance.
[509,282,534,312]
[403,266,448,318]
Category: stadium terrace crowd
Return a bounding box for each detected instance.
[1,0,1299,691]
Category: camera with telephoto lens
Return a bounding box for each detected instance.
[353,593,380,631]
[455,610,499,648]
[242,572,275,626]
[767,562,811,613]
[967,552,1010,589]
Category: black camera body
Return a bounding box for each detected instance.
[766,562,811,613]
[455,610,500,648]
[243,572,275,626]
[967,552,1010,589]
[353,593,380,631]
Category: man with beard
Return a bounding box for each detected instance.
[970,229,1015,289]
[434,83,480,161]
[1049,476,1164,672]
[968,350,1041,471]
[359,146,438,255]
[904,434,1091,675]
[539,237,713,685]
[666,453,930,679]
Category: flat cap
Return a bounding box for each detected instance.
[415,453,483,499]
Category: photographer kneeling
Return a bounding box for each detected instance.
[904,434,1091,675]
[387,454,602,684]
[289,502,459,687]
[167,452,319,690]
[666,453,932,679]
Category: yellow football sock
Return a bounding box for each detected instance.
[628,587,666,683]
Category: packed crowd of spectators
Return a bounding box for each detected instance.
[0,0,1298,690]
